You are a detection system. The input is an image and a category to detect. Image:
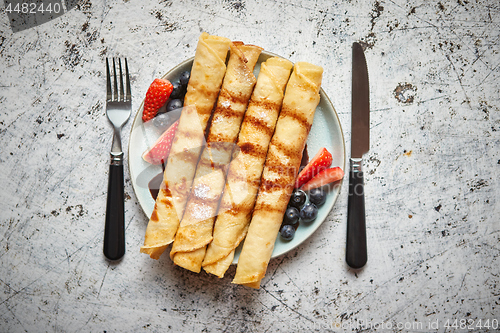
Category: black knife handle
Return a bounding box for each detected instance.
[104,161,125,261]
[346,158,367,269]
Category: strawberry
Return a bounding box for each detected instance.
[294,147,333,188]
[142,120,179,165]
[301,167,344,191]
[142,78,174,122]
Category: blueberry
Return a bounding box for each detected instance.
[166,99,183,112]
[289,189,307,209]
[283,207,300,228]
[179,70,190,86]
[309,188,326,207]
[170,81,185,100]
[280,224,295,241]
[300,203,318,223]
[152,112,173,129]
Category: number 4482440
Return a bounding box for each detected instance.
[5,2,62,14]
[444,319,499,330]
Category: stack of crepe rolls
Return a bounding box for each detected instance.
[140,33,325,288]
[169,42,263,273]
[202,57,294,277]
[140,32,231,259]
[232,62,323,288]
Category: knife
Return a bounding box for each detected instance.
[346,42,370,269]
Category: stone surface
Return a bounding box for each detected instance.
[0,0,499,332]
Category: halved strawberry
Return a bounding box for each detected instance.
[142,78,174,122]
[294,147,333,188]
[301,167,344,191]
[142,120,179,165]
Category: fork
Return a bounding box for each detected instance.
[104,58,131,261]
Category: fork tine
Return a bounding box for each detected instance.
[106,58,112,101]
[124,58,131,102]
[118,59,124,102]
[112,58,118,101]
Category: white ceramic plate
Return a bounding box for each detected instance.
[129,51,346,263]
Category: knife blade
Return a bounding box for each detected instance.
[346,42,370,269]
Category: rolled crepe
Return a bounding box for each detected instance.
[202,57,293,278]
[170,42,263,272]
[140,32,230,259]
[232,62,323,288]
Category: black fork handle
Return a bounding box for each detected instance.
[104,161,125,260]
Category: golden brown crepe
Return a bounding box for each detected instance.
[202,57,293,278]
[140,32,230,259]
[170,42,263,272]
[232,62,323,288]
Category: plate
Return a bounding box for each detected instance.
[128,51,346,263]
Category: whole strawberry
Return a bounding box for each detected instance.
[142,78,173,122]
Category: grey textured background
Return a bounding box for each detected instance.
[0,0,499,332]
